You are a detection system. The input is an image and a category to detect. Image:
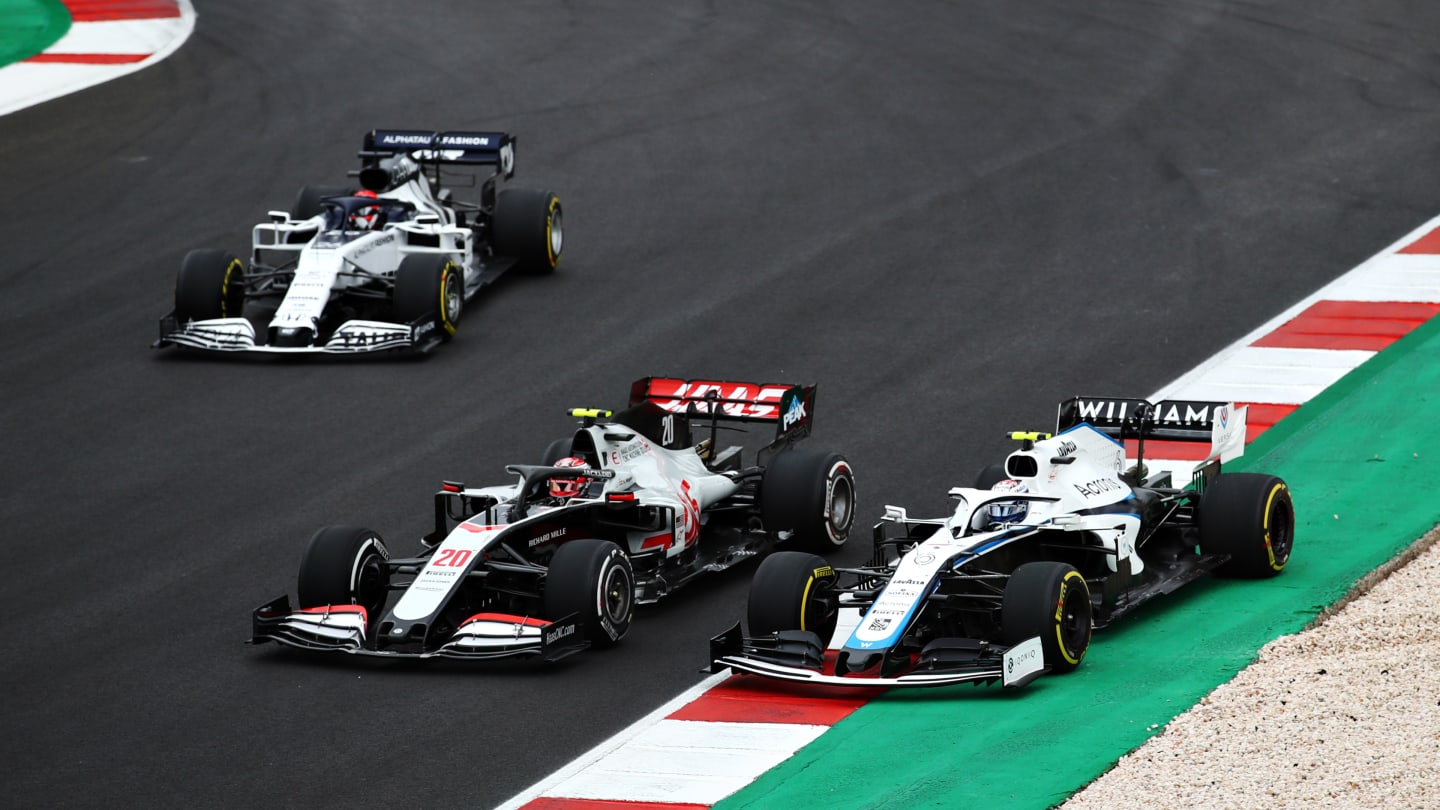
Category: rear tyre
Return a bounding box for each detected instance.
[292,185,348,220]
[175,249,245,322]
[974,463,1009,490]
[393,253,463,338]
[746,551,840,645]
[544,539,633,648]
[1199,473,1294,578]
[296,526,391,620]
[761,450,856,553]
[1001,561,1091,674]
[541,438,574,465]
[493,188,563,273]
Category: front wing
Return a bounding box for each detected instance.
[249,596,586,661]
[708,624,1047,688]
[154,315,445,355]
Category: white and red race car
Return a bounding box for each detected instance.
[251,377,857,661]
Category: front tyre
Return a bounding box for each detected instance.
[1199,473,1295,578]
[296,526,391,620]
[544,539,634,648]
[493,188,562,274]
[393,254,463,339]
[175,249,245,322]
[761,450,856,554]
[746,551,840,646]
[1001,561,1091,674]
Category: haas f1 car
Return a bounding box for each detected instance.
[251,377,857,661]
[711,396,1295,688]
[156,129,562,354]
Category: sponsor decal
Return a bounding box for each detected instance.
[378,132,433,147]
[351,232,396,257]
[892,578,928,586]
[1074,478,1124,498]
[1010,642,1040,670]
[811,565,834,579]
[913,553,935,565]
[499,141,515,175]
[867,617,892,632]
[414,319,436,339]
[645,379,789,419]
[1055,440,1078,457]
[438,134,492,147]
[781,392,807,430]
[528,527,568,548]
[610,439,650,466]
[544,622,575,646]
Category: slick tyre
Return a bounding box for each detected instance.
[544,539,633,648]
[291,185,349,220]
[296,526,391,619]
[175,249,245,322]
[393,254,463,339]
[493,188,562,273]
[974,463,1009,490]
[1001,561,1091,674]
[761,450,856,554]
[1199,473,1295,578]
[541,438,574,465]
[746,551,840,645]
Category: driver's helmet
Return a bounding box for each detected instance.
[549,456,590,499]
[349,189,382,230]
[988,479,1030,523]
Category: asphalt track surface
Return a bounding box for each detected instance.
[3,2,1440,807]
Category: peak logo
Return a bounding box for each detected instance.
[782,394,808,430]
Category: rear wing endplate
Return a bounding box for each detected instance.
[628,377,816,442]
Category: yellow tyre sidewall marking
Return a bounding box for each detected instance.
[1262,483,1290,571]
[1054,570,1087,665]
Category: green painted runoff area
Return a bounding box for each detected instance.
[720,314,1440,810]
[0,0,68,65]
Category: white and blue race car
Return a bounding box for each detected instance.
[711,395,1295,688]
[156,129,561,354]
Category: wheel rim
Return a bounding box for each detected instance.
[1057,576,1092,661]
[547,207,564,264]
[600,561,632,624]
[1268,494,1295,568]
[441,266,462,332]
[828,475,854,538]
[354,552,387,616]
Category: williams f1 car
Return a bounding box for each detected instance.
[251,377,857,661]
[711,396,1295,688]
[156,129,562,354]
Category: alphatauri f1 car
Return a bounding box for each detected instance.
[252,377,857,661]
[156,129,562,354]
[711,396,1295,688]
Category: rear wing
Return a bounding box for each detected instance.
[628,377,816,442]
[361,129,516,177]
[1057,396,1248,464]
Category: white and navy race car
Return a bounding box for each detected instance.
[251,377,857,661]
[155,128,562,354]
[711,395,1295,688]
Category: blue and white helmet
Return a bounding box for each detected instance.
[988,479,1029,523]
